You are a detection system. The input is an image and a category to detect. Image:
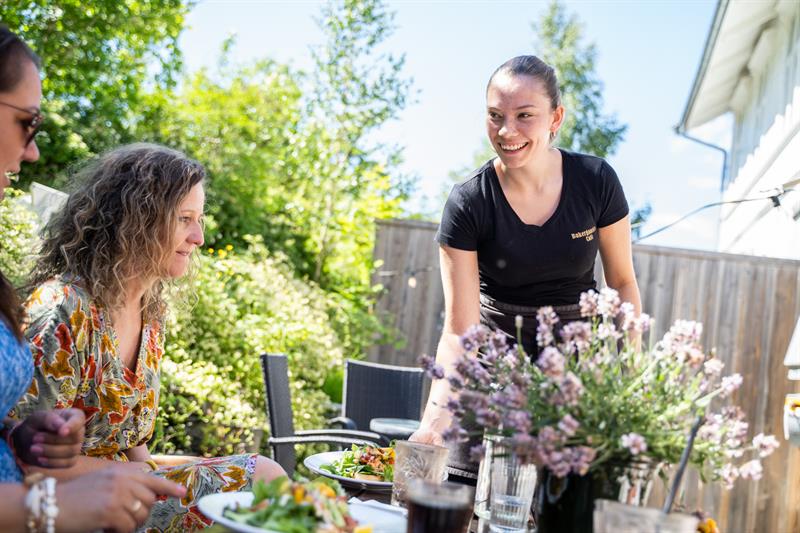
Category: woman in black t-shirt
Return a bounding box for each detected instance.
[410,55,641,477]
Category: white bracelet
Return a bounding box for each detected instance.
[23,477,58,533]
[24,480,43,533]
[41,477,58,533]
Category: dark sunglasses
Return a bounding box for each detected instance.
[0,100,44,146]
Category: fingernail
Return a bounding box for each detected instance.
[38,456,48,465]
[30,445,43,455]
[33,434,45,443]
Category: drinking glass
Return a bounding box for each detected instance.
[488,440,537,533]
[474,433,504,522]
[406,479,474,533]
[391,440,449,507]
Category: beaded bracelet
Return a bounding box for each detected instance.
[23,476,58,533]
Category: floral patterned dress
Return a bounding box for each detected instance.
[0,318,32,483]
[12,278,257,532]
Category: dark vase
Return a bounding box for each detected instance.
[534,463,654,533]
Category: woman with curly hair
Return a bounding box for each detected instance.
[12,142,285,531]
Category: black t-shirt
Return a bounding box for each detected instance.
[435,149,629,307]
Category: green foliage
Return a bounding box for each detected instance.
[302,0,413,287]
[152,238,346,455]
[1,0,192,187]
[533,0,626,158]
[0,189,37,285]
[136,59,307,258]
[5,0,410,456]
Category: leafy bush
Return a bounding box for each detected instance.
[0,189,37,285]
[153,237,347,456]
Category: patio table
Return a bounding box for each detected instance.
[369,417,420,441]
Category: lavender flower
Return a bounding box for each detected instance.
[442,424,468,443]
[752,433,780,458]
[739,460,763,481]
[536,306,559,347]
[703,358,724,376]
[447,374,465,390]
[503,410,532,434]
[552,372,584,406]
[460,324,490,352]
[537,425,564,452]
[579,290,599,317]
[469,444,486,463]
[570,446,597,475]
[560,321,592,354]
[720,463,739,489]
[545,450,572,478]
[720,373,743,397]
[597,288,621,318]
[621,433,648,455]
[557,414,580,437]
[490,385,526,409]
[419,354,445,379]
[597,323,621,341]
[474,408,502,429]
[537,346,565,378]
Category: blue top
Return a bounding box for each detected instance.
[0,319,33,482]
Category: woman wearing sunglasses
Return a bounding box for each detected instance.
[0,24,185,533]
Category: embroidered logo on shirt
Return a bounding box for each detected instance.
[571,226,596,242]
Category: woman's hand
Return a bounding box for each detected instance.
[409,427,444,446]
[55,465,186,533]
[12,409,85,468]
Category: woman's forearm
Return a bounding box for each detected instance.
[611,279,641,315]
[0,484,28,532]
[23,453,146,481]
[419,332,463,433]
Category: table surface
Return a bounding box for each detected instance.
[369,417,420,438]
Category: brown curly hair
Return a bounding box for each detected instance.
[28,143,206,320]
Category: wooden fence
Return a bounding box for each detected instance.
[368,218,800,533]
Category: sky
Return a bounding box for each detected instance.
[179,0,728,251]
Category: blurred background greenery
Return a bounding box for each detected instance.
[1,0,408,457]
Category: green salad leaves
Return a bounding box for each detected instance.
[319,445,395,482]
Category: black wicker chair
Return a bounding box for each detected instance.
[260,353,385,475]
[342,359,424,432]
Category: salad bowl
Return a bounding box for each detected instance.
[305,450,394,492]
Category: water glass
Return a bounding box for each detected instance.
[391,440,450,507]
[474,433,504,522]
[488,441,537,533]
[406,479,474,533]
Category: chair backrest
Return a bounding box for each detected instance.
[260,353,297,472]
[342,359,424,430]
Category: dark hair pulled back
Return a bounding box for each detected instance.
[487,55,561,111]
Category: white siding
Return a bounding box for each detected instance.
[719,2,800,259]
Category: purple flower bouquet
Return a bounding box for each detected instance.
[420,288,778,489]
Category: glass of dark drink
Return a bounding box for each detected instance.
[406,479,474,533]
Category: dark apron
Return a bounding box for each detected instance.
[446,294,585,482]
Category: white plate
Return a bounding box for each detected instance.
[304,451,394,492]
[197,491,406,533]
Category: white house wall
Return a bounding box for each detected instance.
[719,3,800,258]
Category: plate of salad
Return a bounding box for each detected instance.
[198,476,388,533]
[304,445,395,491]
